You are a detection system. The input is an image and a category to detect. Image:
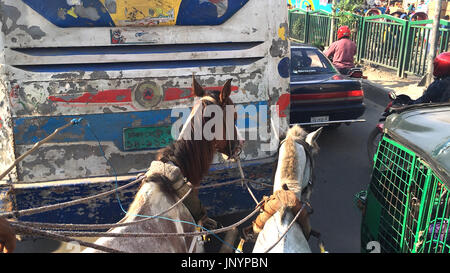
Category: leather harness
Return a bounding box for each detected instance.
[249,136,319,241]
[143,161,207,223]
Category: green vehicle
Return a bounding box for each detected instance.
[360,103,450,253]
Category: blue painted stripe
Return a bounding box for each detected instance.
[12,42,263,57]
[13,57,262,73]
[22,0,249,28]
[14,110,175,150]
[14,101,268,149]
[177,0,250,25]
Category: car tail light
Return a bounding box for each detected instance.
[291,90,364,102]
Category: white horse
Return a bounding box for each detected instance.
[253,125,322,253]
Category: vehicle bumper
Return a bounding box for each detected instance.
[290,102,366,125]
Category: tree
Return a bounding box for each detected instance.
[335,0,366,28]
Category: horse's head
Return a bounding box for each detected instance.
[275,125,322,200]
[185,75,244,159]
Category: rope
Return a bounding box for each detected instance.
[197,178,272,190]
[27,201,263,239]
[236,159,259,205]
[11,178,269,230]
[0,120,77,181]
[0,175,145,218]
[14,186,193,230]
[11,222,126,253]
[263,203,305,253]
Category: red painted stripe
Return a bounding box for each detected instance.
[49,89,132,103]
[276,93,290,118]
[49,86,240,104]
[291,90,363,101]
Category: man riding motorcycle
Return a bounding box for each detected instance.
[324,26,357,75]
[410,52,450,104]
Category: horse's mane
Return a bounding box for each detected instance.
[279,125,309,191]
[271,125,320,193]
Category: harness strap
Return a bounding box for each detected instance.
[252,189,313,240]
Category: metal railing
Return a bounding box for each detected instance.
[402,19,450,77]
[288,9,450,77]
[358,15,409,77]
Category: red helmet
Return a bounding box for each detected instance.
[337,26,351,40]
[433,52,450,78]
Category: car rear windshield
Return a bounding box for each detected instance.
[291,48,336,75]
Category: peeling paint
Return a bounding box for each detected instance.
[0,2,46,40]
[1,0,289,188]
[90,71,110,80]
[73,5,101,21]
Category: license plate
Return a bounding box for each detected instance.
[310,116,329,123]
[123,125,173,151]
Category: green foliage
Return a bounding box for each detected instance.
[334,0,365,28]
[292,16,305,40]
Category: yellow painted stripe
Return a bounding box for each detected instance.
[99,0,182,26]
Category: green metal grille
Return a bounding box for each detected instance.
[307,12,332,47]
[417,174,450,253]
[364,136,450,253]
[403,20,450,77]
[289,9,307,43]
[370,136,415,252]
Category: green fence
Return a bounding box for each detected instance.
[362,136,450,253]
[288,9,450,77]
[358,15,409,77]
[402,19,450,76]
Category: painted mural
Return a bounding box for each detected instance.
[288,0,332,12]
[22,0,249,27]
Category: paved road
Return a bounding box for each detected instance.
[308,97,384,253]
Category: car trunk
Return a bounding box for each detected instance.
[290,73,363,105]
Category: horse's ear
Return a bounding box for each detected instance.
[192,75,205,97]
[219,79,232,104]
[305,127,322,147]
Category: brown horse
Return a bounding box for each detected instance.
[83,76,243,253]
